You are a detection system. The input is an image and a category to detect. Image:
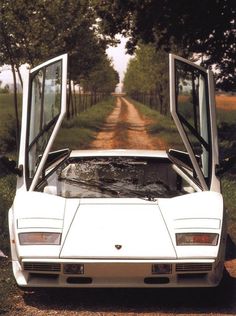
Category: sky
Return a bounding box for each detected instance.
[0,36,132,91]
[0,64,28,86]
[106,35,132,90]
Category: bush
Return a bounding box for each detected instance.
[0,114,17,153]
[0,174,16,254]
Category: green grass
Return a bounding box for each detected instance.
[0,174,16,255]
[0,94,22,153]
[0,259,18,313]
[54,96,116,149]
[222,178,236,244]
[128,98,184,149]
[217,108,236,124]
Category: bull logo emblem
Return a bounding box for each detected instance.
[115,245,122,250]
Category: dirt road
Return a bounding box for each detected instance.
[91,97,165,149]
[2,97,236,315]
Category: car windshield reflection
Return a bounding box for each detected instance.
[43,157,186,199]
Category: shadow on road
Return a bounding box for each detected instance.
[22,236,236,315]
[22,279,236,315]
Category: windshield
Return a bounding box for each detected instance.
[43,157,185,199]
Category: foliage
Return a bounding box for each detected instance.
[0,174,16,253]
[0,1,95,65]
[124,43,169,115]
[82,55,119,94]
[95,0,236,90]
[0,0,119,140]
[0,84,9,94]
[222,178,236,244]
[0,0,118,82]
[0,93,22,153]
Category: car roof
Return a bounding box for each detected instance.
[69,149,168,159]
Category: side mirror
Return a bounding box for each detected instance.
[216,156,236,177]
[0,156,23,177]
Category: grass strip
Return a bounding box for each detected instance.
[126,98,184,149]
[54,96,116,149]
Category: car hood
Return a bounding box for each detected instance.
[60,199,177,259]
[13,191,223,260]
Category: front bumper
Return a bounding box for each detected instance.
[12,258,224,288]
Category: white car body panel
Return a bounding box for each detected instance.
[159,191,223,258]
[60,200,176,259]
[10,185,225,288]
[8,54,226,288]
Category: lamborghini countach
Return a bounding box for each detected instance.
[7,53,226,288]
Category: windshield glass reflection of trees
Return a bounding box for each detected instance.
[49,157,183,199]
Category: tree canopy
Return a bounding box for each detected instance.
[124,43,169,114]
[95,0,236,90]
[0,0,118,87]
[0,0,119,148]
[82,55,119,94]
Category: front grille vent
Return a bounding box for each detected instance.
[24,262,61,272]
[176,263,212,272]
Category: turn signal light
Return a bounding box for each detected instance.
[176,233,219,246]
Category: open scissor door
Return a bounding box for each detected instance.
[18,54,68,191]
[169,54,220,192]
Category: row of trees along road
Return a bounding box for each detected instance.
[95,0,236,115]
[1,0,235,147]
[0,0,119,150]
[123,44,170,115]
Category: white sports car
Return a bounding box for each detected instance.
[7,54,226,288]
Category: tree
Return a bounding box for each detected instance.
[0,0,118,148]
[82,54,119,97]
[95,0,236,90]
[124,43,169,114]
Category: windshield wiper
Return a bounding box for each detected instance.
[59,177,163,201]
[58,177,120,196]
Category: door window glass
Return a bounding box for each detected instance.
[175,60,211,182]
[27,60,62,179]
[43,63,61,126]
[29,70,43,145]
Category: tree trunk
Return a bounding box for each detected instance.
[16,64,23,88]
[69,80,74,118]
[67,82,71,120]
[73,82,77,115]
